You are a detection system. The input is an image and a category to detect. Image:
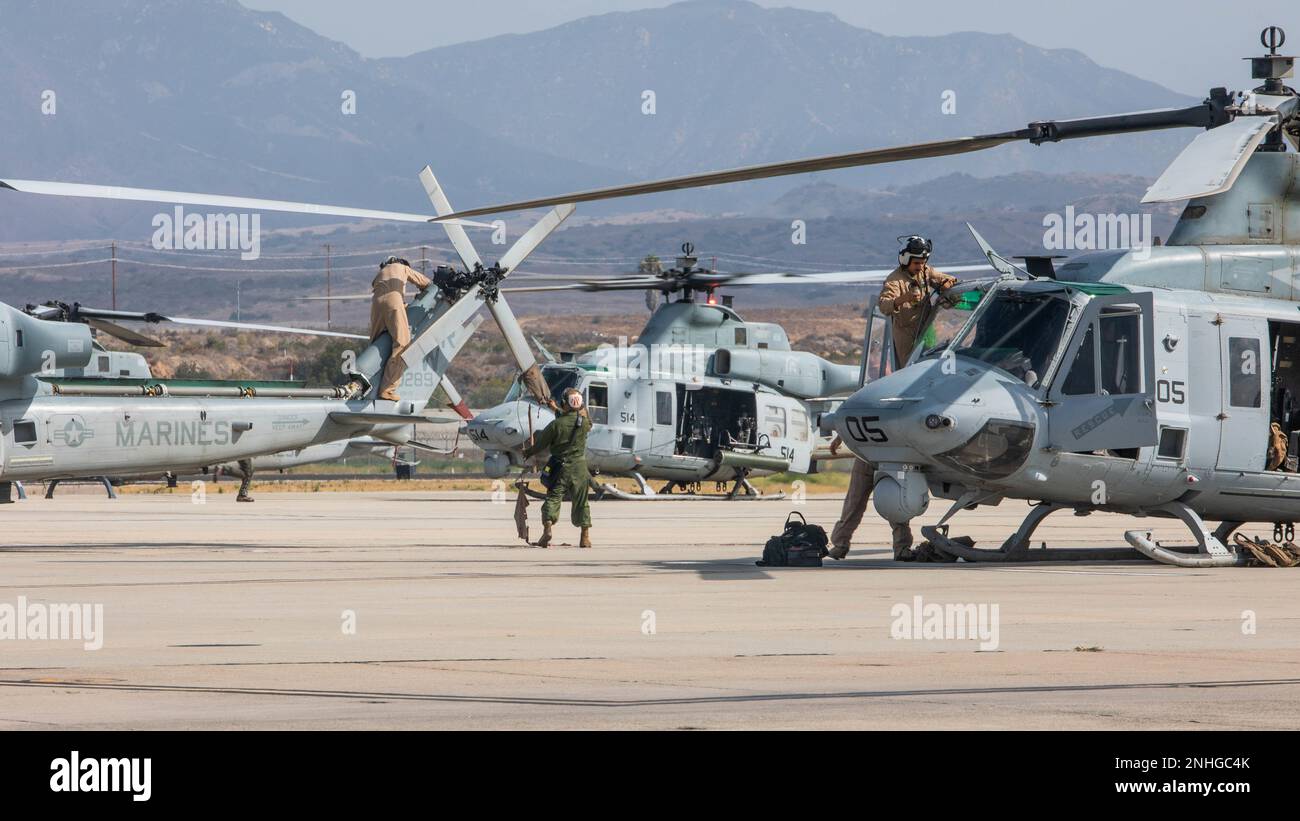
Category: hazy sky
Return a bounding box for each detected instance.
[242,0,1297,96]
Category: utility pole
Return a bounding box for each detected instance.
[236,280,241,323]
[324,243,332,331]
[111,241,117,309]
[420,245,427,276]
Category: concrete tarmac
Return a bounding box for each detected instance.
[2,490,1298,729]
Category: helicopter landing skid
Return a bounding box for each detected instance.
[1123,503,1244,568]
[922,502,1190,563]
[597,475,786,501]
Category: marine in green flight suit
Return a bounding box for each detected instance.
[523,387,594,548]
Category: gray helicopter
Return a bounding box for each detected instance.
[13,300,411,498]
[434,27,1300,566]
[467,244,991,499]
[0,167,575,499]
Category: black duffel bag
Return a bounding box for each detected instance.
[757,512,829,567]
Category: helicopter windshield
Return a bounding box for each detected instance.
[946,288,1071,388]
[503,365,584,402]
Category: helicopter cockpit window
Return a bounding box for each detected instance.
[586,383,608,424]
[1062,325,1097,395]
[948,290,1071,387]
[1058,305,1144,397]
[504,367,583,403]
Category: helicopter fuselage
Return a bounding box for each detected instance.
[831,274,1300,527]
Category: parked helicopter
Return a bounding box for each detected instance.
[12,299,410,498]
[466,244,992,499]
[433,26,1300,566]
[0,165,575,501]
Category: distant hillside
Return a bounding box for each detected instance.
[0,0,1199,241]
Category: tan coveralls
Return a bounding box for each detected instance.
[370,262,432,401]
[829,264,958,559]
[877,263,959,364]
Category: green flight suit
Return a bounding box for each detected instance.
[523,408,593,528]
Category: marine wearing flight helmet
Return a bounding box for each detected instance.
[370,256,432,402]
[877,235,959,364]
[522,387,594,548]
[827,235,958,561]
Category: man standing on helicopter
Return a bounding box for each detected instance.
[370,255,432,402]
[877,235,959,365]
[828,235,958,561]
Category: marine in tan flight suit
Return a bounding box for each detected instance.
[370,256,432,401]
[828,236,958,561]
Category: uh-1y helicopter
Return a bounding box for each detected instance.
[434,27,1300,567]
[0,165,578,501]
[466,243,991,499]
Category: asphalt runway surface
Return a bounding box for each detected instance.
[2,490,1297,729]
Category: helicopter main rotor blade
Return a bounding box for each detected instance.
[417,165,575,402]
[419,165,484,270]
[502,263,994,293]
[69,304,367,338]
[435,133,1021,219]
[497,204,576,273]
[485,294,551,400]
[434,101,1229,220]
[163,316,368,339]
[1142,114,1278,203]
[86,318,167,348]
[0,178,494,227]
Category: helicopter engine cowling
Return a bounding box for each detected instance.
[0,303,94,379]
[711,347,858,399]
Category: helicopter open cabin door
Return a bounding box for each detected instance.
[1045,291,1158,453]
[1215,315,1269,472]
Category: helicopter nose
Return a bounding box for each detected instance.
[832,358,1039,470]
[464,401,553,451]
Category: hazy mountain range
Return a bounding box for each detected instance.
[0,0,1200,242]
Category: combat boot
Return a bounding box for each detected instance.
[537,521,553,548]
[579,527,592,548]
[891,523,915,561]
[827,543,850,560]
[379,390,401,402]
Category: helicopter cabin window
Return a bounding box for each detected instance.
[764,405,787,439]
[13,420,37,445]
[586,383,608,425]
[734,328,747,346]
[790,407,809,442]
[98,355,110,373]
[1228,337,1262,408]
[655,391,673,426]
